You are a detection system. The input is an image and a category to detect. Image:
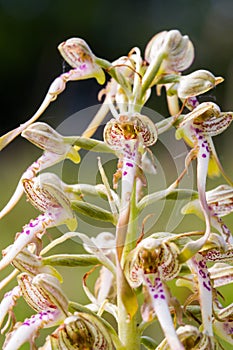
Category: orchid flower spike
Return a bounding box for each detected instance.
[0,173,77,271]
[0,38,105,150]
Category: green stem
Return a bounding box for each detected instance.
[117,300,140,349]
[116,174,140,349]
[121,181,138,265]
[139,51,165,99]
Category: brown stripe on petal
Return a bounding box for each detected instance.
[18,273,57,312]
[23,178,61,212]
[194,113,233,137]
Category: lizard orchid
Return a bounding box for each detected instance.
[0,173,77,271]
[182,184,233,244]
[0,122,80,220]
[176,102,233,260]
[39,312,115,350]
[124,236,183,350]
[156,325,210,349]
[0,29,232,350]
[2,273,68,350]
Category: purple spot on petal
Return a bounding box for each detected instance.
[199,261,205,268]
[199,270,206,278]
[25,230,31,235]
[123,171,127,176]
[202,153,207,158]
[203,281,211,291]
[126,162,133,167]
[154,294,158,299]
[160,294,165,299]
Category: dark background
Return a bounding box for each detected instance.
[1,0,233,134]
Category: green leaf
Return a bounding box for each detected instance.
[138,188,198,212]
[71,200,117,224]
[140,336,158,349]
[42,254,100,267]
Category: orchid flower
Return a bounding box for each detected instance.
[2,272,68,350]
[177,241,233,347]
[103,112,158,318]
[0,173,77,271]
[124,236,184,350]
[155,325,211,350]
[0,244,62,331]
[186,253,214,344]
[182,184,233,244]
[0,122,80,220]
[176,102,233,261]
[39,312,115,350]
[0,38,106,150]
[203,247,233,347]
[104,112,157,251]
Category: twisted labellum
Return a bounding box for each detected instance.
[187,253,213,342]
[177,102,233,259]
[0,174,76,271]
[125,238,184,350]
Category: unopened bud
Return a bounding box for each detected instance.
[177,69,223,99]
[18,273,68,315]
[22,122,80,163]
[12,247,62,280]
[23,173,77,231]
[145,29,194,72]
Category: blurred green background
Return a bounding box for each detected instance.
[0,0,233,348]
